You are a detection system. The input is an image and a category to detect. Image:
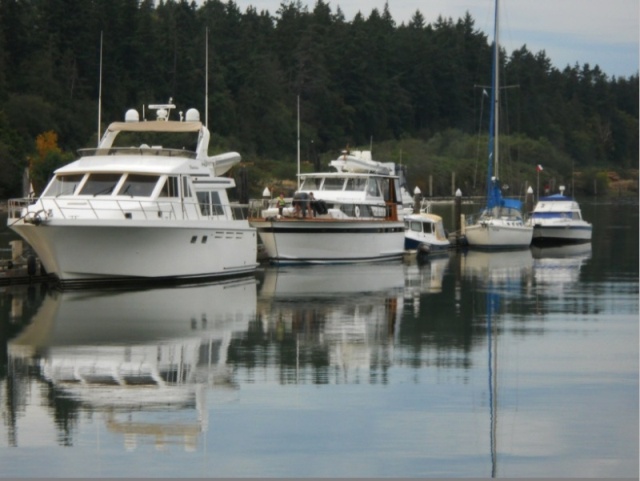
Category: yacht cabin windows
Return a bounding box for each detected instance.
[300,177,322,190]
[366,178,381,197]
[159,176,180,198]
[182,176,192,198]
[43,174,84,196]
[323,178,345,191]
[196,191,224,217]
[345,178,368,192]
[117,174,159,197]
[78,173,122,196]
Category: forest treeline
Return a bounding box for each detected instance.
[0,0,637,198]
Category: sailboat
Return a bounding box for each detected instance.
[464,0,533,249]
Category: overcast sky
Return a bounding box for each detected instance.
[219,0,639,78]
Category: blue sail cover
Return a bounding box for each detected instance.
[486,180,523,211]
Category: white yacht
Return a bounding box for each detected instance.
[249,150,406,264]
[527,187,592,244]
[7,102,257,285]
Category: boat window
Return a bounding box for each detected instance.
[211,191,223,215]
[78,173,122,196]
[381,178,391,201]
[159,176,180,198]
[300,177,322,190]
[42,174,84,197]
[322,178,345,191]
[345,178,368,192]
[367,178,381,197]
[196,191,224,217]
[118,174,159,197]
[182,176,192,198]
[410,221,423,233]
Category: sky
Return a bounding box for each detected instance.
[219,0,639,78]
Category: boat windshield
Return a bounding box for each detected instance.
[367,178,381,197]
[407,220,427,233]
[42,174,84,197]
[345,178,368,192]
[79,173,122,196]
[299,177,323,190]
[322,178,346,191]
[480,206,523,221]
[117,174,160,197]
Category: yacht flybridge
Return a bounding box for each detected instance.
[7,102,257,285]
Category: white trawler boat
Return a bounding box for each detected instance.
[7,102,257,285]
[249,150,406,264]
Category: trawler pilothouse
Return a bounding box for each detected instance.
[7,102,257,285]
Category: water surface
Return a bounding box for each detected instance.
[0,200,637,477]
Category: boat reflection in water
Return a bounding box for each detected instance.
[8,276,257,451]
[460,248,534,290]
[531,243,592,285]
[403,253,451,315]
[257,263,406,382]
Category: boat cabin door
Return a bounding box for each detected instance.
[382,178,401,220]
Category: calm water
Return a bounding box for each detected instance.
[0,200,637,478]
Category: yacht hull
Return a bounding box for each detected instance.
[250,219,405,263]
[404,236,450,253]
[531,223,592,244]
[11,219,258,284]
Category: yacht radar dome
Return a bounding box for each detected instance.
[185,108,200,122]
[124,109,139,122]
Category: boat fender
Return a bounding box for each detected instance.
[354,205,360,218]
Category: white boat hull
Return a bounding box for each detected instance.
[465,220,533,249]
[251,219,405,263]
[531,222,592,244]
[11,219,258,284]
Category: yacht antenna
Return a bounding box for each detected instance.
[97,31,103,146]
[205,27,209,128]
[297,95,300,189]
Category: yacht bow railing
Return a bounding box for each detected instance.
[8,198,249,222]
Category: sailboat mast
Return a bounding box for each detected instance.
[493,0,500,180]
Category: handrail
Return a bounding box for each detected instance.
[77,147,197,158]
[8,197,250,222]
